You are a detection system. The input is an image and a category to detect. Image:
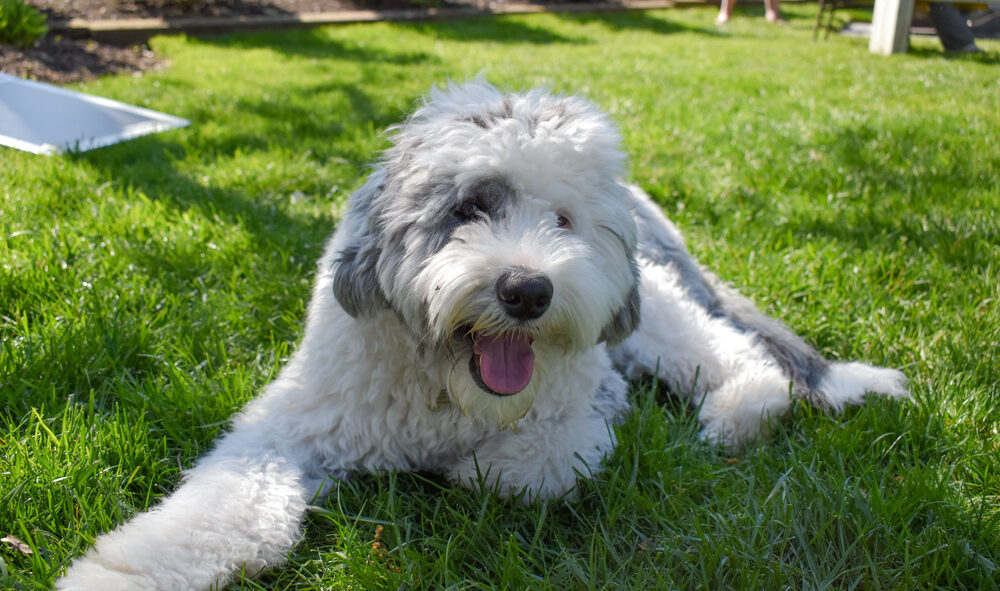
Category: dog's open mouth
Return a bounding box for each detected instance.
[468,332,535,396]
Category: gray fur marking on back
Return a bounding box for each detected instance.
[704,273,830,392]
[626,188,829,392]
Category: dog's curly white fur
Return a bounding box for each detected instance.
[57,80,908,590]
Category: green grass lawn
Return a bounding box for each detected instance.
[2,4,998,589]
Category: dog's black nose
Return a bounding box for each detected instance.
[496,270,553,321]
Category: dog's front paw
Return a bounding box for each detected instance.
[696,365,794,448]
[450,451,579,501]
[450,414,617,501]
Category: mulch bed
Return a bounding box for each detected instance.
[1,0,487,84]
[1,36,161,84]
[28,0,382,21]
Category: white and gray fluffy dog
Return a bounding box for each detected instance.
[58,80,908,590]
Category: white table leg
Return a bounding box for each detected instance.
[870,0,916,54]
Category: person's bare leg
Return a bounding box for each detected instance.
[764,0,784,22]
[716,0,736,23]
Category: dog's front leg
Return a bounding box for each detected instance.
[448,411,618,501]
[57,424,323,591]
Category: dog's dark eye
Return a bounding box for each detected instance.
[456,201,486,221]
[556,214,571,229]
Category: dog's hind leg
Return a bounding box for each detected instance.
[56,423,324,591]
[611,185,908,446]
[703,273,909,412]
[610,255,799,446]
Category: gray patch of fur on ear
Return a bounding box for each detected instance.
[333,243,388,317]
[600,280,641,346]
[332,173,390,317]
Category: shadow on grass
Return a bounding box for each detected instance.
[404,13,591,43]
[654,123,994,277]
[555,8,725,37]
[71,136,333,244]
[172,7,765,60]
[784,121,999,267]
[6,71,420,423]
[908,43,1000,64]
[30,133,336,406]
[43,122,348,409]
[196,13,589,58]
[195,80,404,158]
[69,142,334,328]
[199,26,443,62]
[789,205,998,271]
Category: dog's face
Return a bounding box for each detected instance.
[333,81,639,426]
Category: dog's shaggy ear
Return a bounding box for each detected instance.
[596,185,642,346]
[599,281,641,346]
[332,175,390,317]
[333,242,388,317]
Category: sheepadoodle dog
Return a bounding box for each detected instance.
[57,80,908,590]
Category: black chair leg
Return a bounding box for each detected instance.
[814,0,828,40]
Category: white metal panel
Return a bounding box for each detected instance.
[0,73,189,155]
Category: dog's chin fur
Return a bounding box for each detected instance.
[444,351,539,428]
[55,79,909,591]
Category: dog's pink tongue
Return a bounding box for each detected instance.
[474,333,534,395]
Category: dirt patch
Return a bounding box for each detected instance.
[1,37,162,84]
[29,0,371,21]
[3,0,475,84]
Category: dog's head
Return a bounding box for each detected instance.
[333,80,639,426]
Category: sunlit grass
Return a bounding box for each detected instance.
[2,5,998,589]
